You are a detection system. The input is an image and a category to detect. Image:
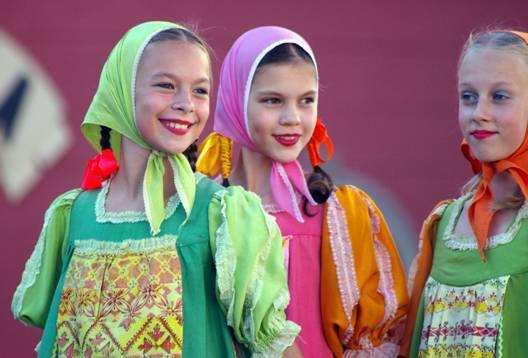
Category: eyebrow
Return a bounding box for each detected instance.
[458,81,513,88]
[256,89,317,97]
[151,72,210,84]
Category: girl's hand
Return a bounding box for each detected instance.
[283,342,303,358]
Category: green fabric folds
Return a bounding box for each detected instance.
[11,189,81,327]
[209,186,300,355]
[497,274,528,356]
[81,21,195,234]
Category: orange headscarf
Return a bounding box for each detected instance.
[461,30,528,261]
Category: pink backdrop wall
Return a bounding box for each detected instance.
[2,1,528,354]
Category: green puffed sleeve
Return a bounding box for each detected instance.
[208,186,300,356]
[11,189,81,328]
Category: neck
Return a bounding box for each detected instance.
[231,147,273,204]
[489,171,522,204]
[111,137,175,200]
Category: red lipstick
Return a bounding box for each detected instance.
[159,118,193,136]
[273,134,301,147]
[471,130,497,140]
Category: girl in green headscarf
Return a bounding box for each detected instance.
[11,21,298,357]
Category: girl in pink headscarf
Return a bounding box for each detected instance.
[197,26,408,357]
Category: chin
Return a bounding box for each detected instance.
[266,147,302,163]
[271,155,301,164]
[164,139,196,154]
[472,152,503,163]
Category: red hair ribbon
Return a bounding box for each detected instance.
[81,149,119,190]
[307,118,334,167]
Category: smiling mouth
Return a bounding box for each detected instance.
[160,118,193,135]
[273,134,301,147]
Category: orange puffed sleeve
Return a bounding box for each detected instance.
[321,185,408,357]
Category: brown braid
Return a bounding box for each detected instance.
[100,126,111,150]
[183,141,198,172]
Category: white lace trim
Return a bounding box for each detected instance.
[211,189,237,325]
[73,235,177,255]
[293,160,317,206]
[213,189,299,354]
[276,162,304,222]
[326,191,360,345]
[373,240,398,323]
[443,192,528,251]
[95,178,180,224]
[343,341,400,357]
[263,191,305,214]
[11,189,81,320]
[360,193,398,326]
[252,320,300,357]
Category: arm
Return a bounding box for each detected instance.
[11,189,80,328]
[321,185,408,357]
[399,200,451,357]
[209,186,300,356]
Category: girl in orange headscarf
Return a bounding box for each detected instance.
[402,30,528,357]
[197,26,408,357]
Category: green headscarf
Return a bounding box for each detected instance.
[81,21,196,235]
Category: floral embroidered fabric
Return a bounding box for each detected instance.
[56,238,183,356]
[418,276,509,357]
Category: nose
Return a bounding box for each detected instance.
[279,103,301,126]
[171,89,194,113]
[473,98,492,122]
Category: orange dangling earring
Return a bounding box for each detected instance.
[307,118,334,167]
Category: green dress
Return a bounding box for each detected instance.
[12,173,298,357]
[410,193,528,357]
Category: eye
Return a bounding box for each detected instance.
[301,96,315,105]
[261,97,282,105]
[193,87,209,96]
[492,90,510,102]
[460,91,477,105]
[155,82,174,90]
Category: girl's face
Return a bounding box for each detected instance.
[247,59,317,163]
[135,40,211,154]
[458,48,528,162]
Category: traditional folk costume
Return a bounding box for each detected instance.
[197,26,408,357]
[401,30,528,358]
[12,21,298,357]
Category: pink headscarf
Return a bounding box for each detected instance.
[214,26,317,222]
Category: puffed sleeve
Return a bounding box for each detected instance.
[321,185,408,357]
[400,199,452,357]
[11,189,81,328]
[208,186,300,356]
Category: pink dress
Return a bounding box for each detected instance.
[268,203,334,357]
